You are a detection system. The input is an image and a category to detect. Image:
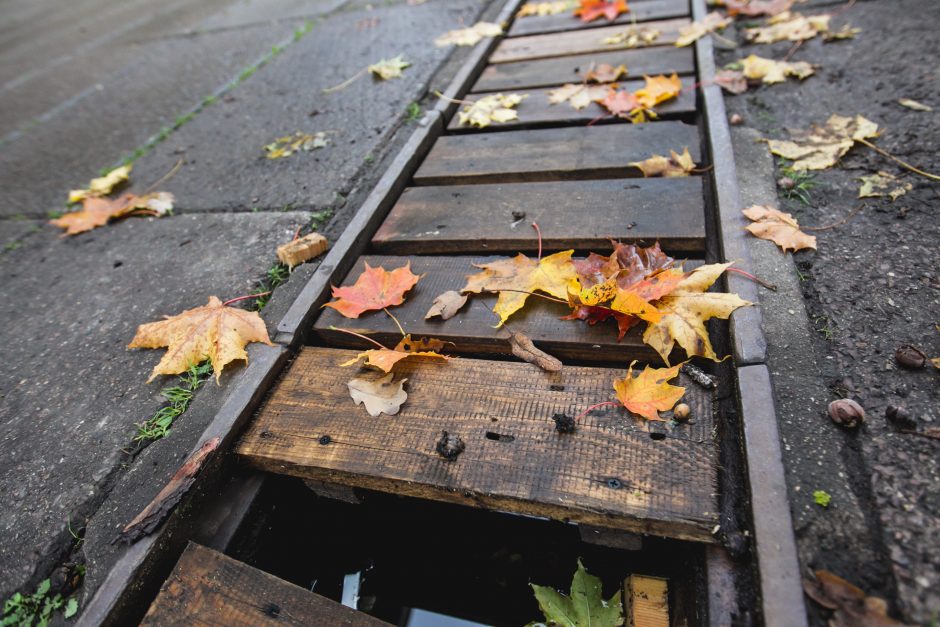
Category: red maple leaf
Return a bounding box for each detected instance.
[575,0,629,22]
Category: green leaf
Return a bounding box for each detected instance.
[813,490,831,507]
[35,579,50,597]
[64,598,78,619]
[529,560,624,627]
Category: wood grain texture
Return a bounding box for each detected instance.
[314,255,702,364]
[491,17,690,63]
[473,47,695,92]
[509,0,690,37]
[447,80,696,132]
[236,347,719,542]
[141,543,389,626]
[626,574,670,627]
[413,123,701,186]
[372,178,706,254]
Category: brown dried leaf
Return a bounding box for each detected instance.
[765,114,879,170]
[629,147,695,177]
[714,69,748,94]
[742,204,817,252]
[803,570,910,626]
[584,63,628,83]
[348,373,408,416]
[425,290,469,320]
[508,330,562,372]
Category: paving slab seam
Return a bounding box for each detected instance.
[691,0,807,624]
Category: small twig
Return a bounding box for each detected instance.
[433,89,474,106]
[856,138,940,181]
[384,307,407,338]
[803,205,863,232]
[782,40,803,63]
[292,225,302,240]
[143,158,183,194]
[322,68,366,94]
[725,267,777,291]
[328,326,388,350]
[531,221,543,260]
[586,111,612,127]
[709,30,738,48]
[222,291,271,306]
[574,401,621,421]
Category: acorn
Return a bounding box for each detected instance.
[673,403,691,421]
[828,399,865,428]
[895,344,927,370]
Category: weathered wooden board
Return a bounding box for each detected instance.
[473,47,695,92]
[492,17,690,63]
[314,255,703,364]
[372,178,706,254]
[237,347,719,542]
[141,543,389,626]
[509,0,690,37]
[447,80,696,132]
[413,123,701,186]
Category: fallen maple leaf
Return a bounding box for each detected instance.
[629,147,695,177]
[368,55,411,80]
[634,73,682,109]
[324,262,421,318]
[613,360,685,421]
[508,330,562,372]
[341,335,448,372]
[858,172,911,200]
[742,54,814,84]
[68,165,132,203]
[745,11,832,44]
[128,296,273,383]
[458,93,527,128]
[766,114,879,170]
[529,560,623,627]
[675,12,732,47]
[348,373,408,416]
[425,290,469,320]
[714,69,748,94]
[599,87,641,118]
[435,21,503,47]
[601,26,659,47]
[642,263,751,362]
[803,570,910,627]
[51,191,175,236]
[264,131,328,159]
[722,0,793,17]
[584,63,628,83]
[461,250,579,326]
[518,0,574,17]
[742,205,817,253]
[822,23,860,41]
[548,83,609,110]
[575,0,629,22]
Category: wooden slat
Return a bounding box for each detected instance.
[492,17,690,63]
[626,575,670,627]
[236,347,719,542]
[447,80,696,132]
[473,47,695,92]
[413,123,701,186]
[372,178,706,254]
[141,543,389,626]
[509,0,690,37]
[314,255,702,364]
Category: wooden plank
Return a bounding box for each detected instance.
[509,0,690,37]
[141,542,389,626]
[625,575,670,627]
[491,17,690,63]
[447,80,696,132]
[372,178,706,254]
[473,47,695,92]
[236,347,719,542]
[413,123,701,186]
[314,255,702,364]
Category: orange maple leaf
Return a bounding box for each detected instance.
[599,88,640,118]
[128,296,273,383]
[324,263,421,318]
[341,335,449,372]
[575,0,629,22]
[613,360,685,421]
[50,192,173,236]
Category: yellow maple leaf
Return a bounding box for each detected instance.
[547,83,608,110]
[462,250,579,325]
[675,12,732,47]
[128,296,273,383]
[741,54,814,84]
[642,263,751,362]
[613,360,685,421]
[742,205,817,253]
[518,0,575,17]
[458,93,527,128]
[368,55,411,80]
[629,147,695,177]
[68,165,132,204]
[857,172,911,200]
[745,11,831,44]
[341,335,449,372]
[435,21,503,47]
[633,73,682,110]
[766,114,879,170]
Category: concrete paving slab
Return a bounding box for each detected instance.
[0,20,301,219]
[126,0,486,213]
[0,211,308,599]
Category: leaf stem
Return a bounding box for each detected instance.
[856,138,940,181]
[432,89,474,106]
[384,307,407,338]
[222,291,271,306]
[328,326,388,349]
[322,68,366,94]
[143,158,183,194]
[574,401,621,421]
[531,221,543,260]
[724,267,777,291]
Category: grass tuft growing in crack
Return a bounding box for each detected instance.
[777,162,818,205]
[133,362,213,442]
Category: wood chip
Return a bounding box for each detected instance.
[508,330,562,371]
[277,233,329,268]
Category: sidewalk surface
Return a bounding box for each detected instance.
[0,0,490,607]
[0,0,937,624]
